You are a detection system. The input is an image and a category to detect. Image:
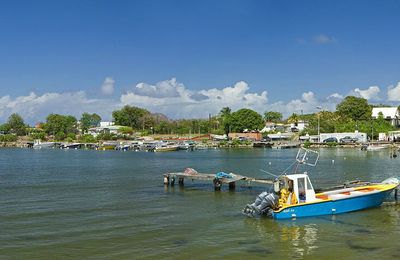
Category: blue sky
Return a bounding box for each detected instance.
[1,0,400,123]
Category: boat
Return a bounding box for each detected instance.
[32,139,55,149]
[154,142,179,152]
[243,148,399,219]
[364,144,390,151]
[178,141,196,150]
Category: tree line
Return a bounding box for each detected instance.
[0,95,397,141]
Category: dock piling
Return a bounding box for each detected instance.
[163,175,169,185]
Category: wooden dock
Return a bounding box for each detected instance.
[163,168,273,191]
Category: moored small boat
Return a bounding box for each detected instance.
[33,139,55,149]
[154,142,179,152]
[366,144,390,151]
[243,148,399,219]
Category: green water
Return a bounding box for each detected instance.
[0,148,399,259]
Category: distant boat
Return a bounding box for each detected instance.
[178,141,196,150]
[61,143,81,149]
[362,144,390,151]
[33,140,54,149]
[100,142,118,150]
[154,142,179,152]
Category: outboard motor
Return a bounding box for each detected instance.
[242,191,279,218]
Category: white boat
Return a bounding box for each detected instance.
[154,142,179,152]
[364,144,390,151]
[33,139,55,149]
[243,148,400,219]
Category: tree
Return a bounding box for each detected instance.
[0,123,11,134]
[43,114,78,138]
[80,113,102,133]
[7,113,26,136]
[230,109,264,132]
[336,96,372,121]
[264,111,282,122]
[287,113,300,124]
[219,107,232,135]
[112,105,150,129]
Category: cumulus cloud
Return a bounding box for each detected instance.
[5,78,398,124]
[351,86,380,100]
[120,79,268,118]
[101,77,115,95]
[326,93,344,103]
[387,82,400,101]
[0,91,117,124]
[313,34,337,44]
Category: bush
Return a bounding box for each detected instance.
[30,132,46,141]
[67,133,76,140]
[96,132,117,141]
[0,134,17,142]
[79,134,96,143]
[303,140,311,148]
[55,132,66,141]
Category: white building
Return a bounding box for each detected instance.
[100,121,115,127]
[319,132,367,143]
[372,107,400,126]
[290,120,308,132]
[88,125,122,137]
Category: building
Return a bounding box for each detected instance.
[88,125,123,137]
[319,132,367,143]
[290,120,308,132]
[260,122,286,133]
[372,107,400,126]
[100,121,115,127]
[228,132,262,141]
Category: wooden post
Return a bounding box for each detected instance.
[229,182,236,191]
[178,177,184,186]
[213,178,221,191]
[163,175,169,185]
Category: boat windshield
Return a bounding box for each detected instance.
[298,177,306,202]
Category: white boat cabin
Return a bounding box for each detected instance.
[277,173,316,204]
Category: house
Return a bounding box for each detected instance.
[290,120,308,132]
[372,107,400,126]
[260,122,285,133]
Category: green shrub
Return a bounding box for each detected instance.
[0,134,17,142]
[79,134,96,143]
[30,132,46,141]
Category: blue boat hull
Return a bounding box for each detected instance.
[273,189,395,219]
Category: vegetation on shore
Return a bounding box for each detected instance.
[0,96,397,142]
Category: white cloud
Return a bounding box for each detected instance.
[120,79,268,118]
[101,77,115,95]
[351,86,380,100]
[327,93,344,103]
[387,82,400,101]
[0,91,117,124]
[4,78,399,124]
[313,34,337,44]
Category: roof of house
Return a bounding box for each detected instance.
[372,107,399,118]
